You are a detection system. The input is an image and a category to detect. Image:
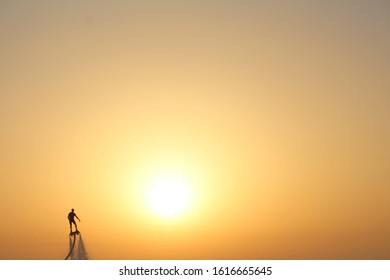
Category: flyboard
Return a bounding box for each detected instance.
[69,230,80,236]
[65,231,80,260]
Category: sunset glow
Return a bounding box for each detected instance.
[145,173,192,218]
[1,0,389,260]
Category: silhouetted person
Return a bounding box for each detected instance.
[68,208,80,234]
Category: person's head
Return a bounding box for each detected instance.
[71,208,74,212]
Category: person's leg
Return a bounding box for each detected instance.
[69,221,73,233]
[73,221,78,232]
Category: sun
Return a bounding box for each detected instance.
[145,173,192,218]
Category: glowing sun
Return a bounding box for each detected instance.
[145,173,192,218]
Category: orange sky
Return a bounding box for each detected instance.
[1,0,389,259]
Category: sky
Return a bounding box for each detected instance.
[0,0,389,259]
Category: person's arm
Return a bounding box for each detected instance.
[75,214,81,222]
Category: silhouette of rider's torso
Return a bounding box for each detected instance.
[68,212,76,221]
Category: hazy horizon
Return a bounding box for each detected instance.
[1,0,389,259]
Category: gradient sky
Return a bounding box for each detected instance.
[1,0,389,259]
